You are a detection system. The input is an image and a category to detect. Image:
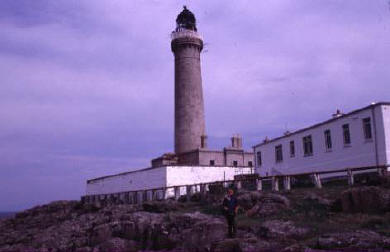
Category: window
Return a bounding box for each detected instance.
[324,129,332,150]
[256,151,262,166]
[233,161,238,167]
[248,161,253,167]
[363,117,372,140]
[342,124,351,145]
[210,160,215,166]
[303,135,313,156]
[289,141,295,157]
[275,145,283,162]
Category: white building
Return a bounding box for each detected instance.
[86,166,251,196]
[253,102,390,177]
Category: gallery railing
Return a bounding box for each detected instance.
[171,29,202,40]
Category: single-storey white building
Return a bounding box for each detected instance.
[86,165,252,196]
[253,102,390,177]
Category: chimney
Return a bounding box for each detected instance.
[332,109,343,118]
[231,134,242,149]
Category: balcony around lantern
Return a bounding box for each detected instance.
[171,28,202,41]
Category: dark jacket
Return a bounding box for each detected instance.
[222,195,238,216]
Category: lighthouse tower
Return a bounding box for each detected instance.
[84,7,254,198]
[171,6,206,154]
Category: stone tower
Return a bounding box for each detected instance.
[171,7,206,154]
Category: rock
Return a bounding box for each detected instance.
[190,192,203,202]
[170,211,213,229]
[340,186,390,213]
[2,187,390,251]
[242,239,284,251]
[243,233,258,244]
[281,243,306,252]
[330,198,343,212]
[75,247,94,252]
[211,239,242,252]
[90,223,114,245]
[169,211,227,250]
[303,192,332,207]
[258,220,310,240]
[142,200,181,213]
[237,193,254,209]
[246,204,260,217]
[98,238,138,252]
[317,230,390,249]
[242,192,290,217]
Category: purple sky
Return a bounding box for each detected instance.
[1,1,390,211]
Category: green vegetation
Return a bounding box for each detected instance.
[179,180,390,243]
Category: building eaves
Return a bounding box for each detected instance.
[253,102,390,149]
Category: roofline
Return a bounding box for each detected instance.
[253,102,390,149]
[87,166,157,183]
[87,164,255,183]
[179,148,253,155]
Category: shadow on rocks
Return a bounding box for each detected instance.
[142,200,182,213]
[238,192,290,217]
[340,186,390,213]
[211,239,242,252]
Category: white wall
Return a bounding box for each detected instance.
[86,167,167,195]
[166,166,252,187]
[380,104,390,166]
[86,166,253,195]
[254,104,388,176]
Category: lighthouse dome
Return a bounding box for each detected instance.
[176,6,197,31]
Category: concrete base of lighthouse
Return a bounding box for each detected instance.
[86,165,253,196]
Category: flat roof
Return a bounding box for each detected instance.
[88,147,255,183]
[87,166,157,183]
[179,148,254,155]
[253,102,390,149]
[87,164,254,183]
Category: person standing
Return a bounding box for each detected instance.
[222,189,239,238]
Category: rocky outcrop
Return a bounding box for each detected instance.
[258,220,311,240]
[0,201,227,252]
[1,184,390,251]
[238,192,290,217]
[96,238,138,252]
[210,238,242,252]
[315,230,390,249]
[340,186,390,213]
[302,192,332,208]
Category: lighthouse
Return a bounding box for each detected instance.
[84,7,254,198]
[171,6,206,154]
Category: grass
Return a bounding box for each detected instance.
[156,180,390,242]
[236,215,263,231]
[359,213,390,237]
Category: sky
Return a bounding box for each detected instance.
[1,0,390,211]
